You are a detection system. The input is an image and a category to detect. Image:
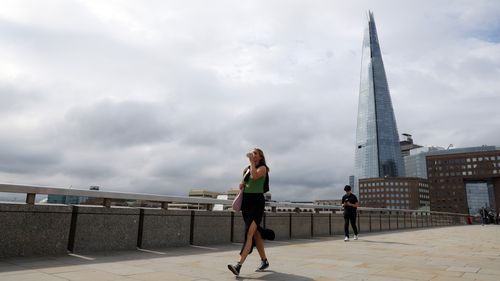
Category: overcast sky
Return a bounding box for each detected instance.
[1,0,499,201]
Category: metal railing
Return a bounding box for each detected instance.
[0,183,468,217]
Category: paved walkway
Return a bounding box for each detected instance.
[1,225,499,281]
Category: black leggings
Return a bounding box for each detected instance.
[344,213,358,237]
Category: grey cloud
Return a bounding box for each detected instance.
[64,100,172,147]
[0,140,61,175]
[0,82,44,115]
[0,1,499,201]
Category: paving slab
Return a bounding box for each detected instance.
[0,225,499,280]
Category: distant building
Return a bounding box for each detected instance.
[227,188,272,201]
[226,189,239,200]
[349,176,355,189]
[47,194,82,205]
[315,199,342,207]
[359,177,430,210]
[188,189,221,199]
[47,186,101,204]
[168,189,222,210]
[404,146,444,178]
[400,134,423,157]
[426,146,500,215]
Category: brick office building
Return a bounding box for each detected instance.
[426,146,500,215]
[359,177,430,210]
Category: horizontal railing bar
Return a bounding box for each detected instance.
[0,183,469,216]
[0,183,232,205]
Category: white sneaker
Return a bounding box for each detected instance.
[344,236,349,242]
[354,235,358,240]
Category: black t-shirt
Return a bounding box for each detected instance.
[342,193,358,214]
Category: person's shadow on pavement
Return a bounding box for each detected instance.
[235,270,314,281]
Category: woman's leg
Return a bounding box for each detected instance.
[239,221,258,264]
[253,229,267,260]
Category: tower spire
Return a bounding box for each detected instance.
[354,12,404,193]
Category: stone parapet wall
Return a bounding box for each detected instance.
[0,203,467,258]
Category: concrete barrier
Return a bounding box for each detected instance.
[139,209,191,249]
[291,213,312,238]
[232,212,246,243]
[331,213,345,235]
[312,213,330,237]
[411,214,418,227]
[371,214,381,232]
[0,202,468,258]
[381,214,390,231]
[191,211,231,246]
[70,206,139,253]
[0,203,71,258]
[397,212,405,229]
[265,213,291,240]
[359,212,370,233]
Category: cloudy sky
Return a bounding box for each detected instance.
[1,0,499,201]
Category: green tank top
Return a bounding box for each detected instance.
[244,171,265,193]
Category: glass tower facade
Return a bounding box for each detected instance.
[354,12,404,192]
[465,181,495,215]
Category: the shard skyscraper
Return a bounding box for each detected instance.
[354,11,404,193]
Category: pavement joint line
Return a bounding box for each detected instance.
[190,245,219,250]
[136,248,167,255]
[67,253,96,261]
[290,239,318,242]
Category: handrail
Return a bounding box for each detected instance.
[0,183,232,206]
[0,183,469,216]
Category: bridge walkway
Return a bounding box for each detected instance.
[0,225,499,281]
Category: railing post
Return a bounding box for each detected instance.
[103,198,111,208]
[137,209,145,248]
[26,193,36,205]
[379,211,382,230]
[161,202,169,210]
[311,213,314,237]
[67,205,79,252]
[230,212,235,242]
[357,210,361,232]
[388,211,391,230]
[369,211,372,232]
[396,212,399,229]
[189,211,195,245]
[329,213,332,236]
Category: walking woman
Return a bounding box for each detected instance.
[228,148,269,276]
